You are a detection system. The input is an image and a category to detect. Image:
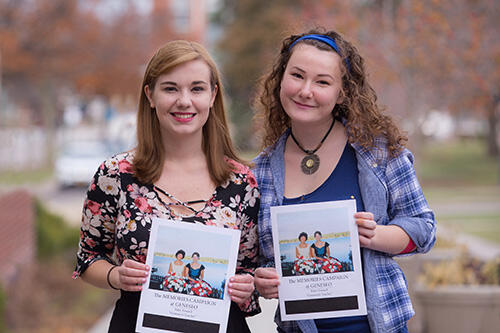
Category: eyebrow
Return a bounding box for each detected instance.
[290,66,335,79]
[158,80,209,86]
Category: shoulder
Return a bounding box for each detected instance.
[252,149,271,173]
[201,264,205,269]
[225,158,258,189]
[226,158,251,176]
[352,136,412,169]
[100,150,135,176]
[252,130,288,174]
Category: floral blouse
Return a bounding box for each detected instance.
[73,151,260,314]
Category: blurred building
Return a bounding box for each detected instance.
[153,0,208,43]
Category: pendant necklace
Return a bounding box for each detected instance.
[290,119,335,175]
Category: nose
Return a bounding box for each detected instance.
[298,80,313,99]
[176,90,192,108]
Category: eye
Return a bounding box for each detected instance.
[291,72,303,79]
[317,80,331,86]
[192,86,205,92]
[163,86,177,92]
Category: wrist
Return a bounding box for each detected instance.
[107,265,120,290]
[368,225,410,254]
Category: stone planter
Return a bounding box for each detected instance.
[415,285,500,333]
[395,249,461,333]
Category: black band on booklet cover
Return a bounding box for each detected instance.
[284,296,359,315]
[143,313,220,332]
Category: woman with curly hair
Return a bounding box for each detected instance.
[253,29,436,332]
[168,249,186,277]
[295,232,310,259]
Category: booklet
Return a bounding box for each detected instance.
[270,199,367,321]
[136,217,241,333]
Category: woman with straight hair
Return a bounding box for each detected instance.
[73,40,260,332]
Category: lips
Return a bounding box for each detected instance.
[171,112,196,122]
[292,100,315,108]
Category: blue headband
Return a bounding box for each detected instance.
[289,34,351,71]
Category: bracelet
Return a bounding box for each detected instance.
[107,265,120,290]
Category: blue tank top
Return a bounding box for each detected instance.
[311,242,329,258]
[186,263,205,280]
[283,143,370,333]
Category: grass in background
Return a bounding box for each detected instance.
[438,214,500,244]
[0,168,53,185]
[417,138,498,186]
[417,138,500,244]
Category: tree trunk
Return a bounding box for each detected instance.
[486,98,499,157]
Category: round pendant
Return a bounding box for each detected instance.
[300,154,320,175]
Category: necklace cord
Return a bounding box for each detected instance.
[290,118,335,154]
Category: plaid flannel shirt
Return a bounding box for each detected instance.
[252,130,436,333]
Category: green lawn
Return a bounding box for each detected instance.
[417,139,500,244]
[0,168,53,185]
[417,139,498,186]
[437,213,500,244]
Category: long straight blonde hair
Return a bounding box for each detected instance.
[133,40,245,185]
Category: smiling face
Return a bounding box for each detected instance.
[315,233,322,241]
[279,43,343,127]
[144,59,217,140]
[176,253,184,260]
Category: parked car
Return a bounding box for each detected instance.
[55,140,118,187]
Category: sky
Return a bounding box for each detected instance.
[276,205,352,241]
[154,222,234,260]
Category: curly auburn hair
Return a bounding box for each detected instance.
[254,29,407,156]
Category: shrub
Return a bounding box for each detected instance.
[35,200,80,259]
[420,249,500,288]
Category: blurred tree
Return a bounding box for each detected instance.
[0,0,176,165]
[0,0,159,110]
[215,0,301,150]
[217,0,499,161]
[360,0,500,156]
[448,0,500,157]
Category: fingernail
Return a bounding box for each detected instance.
[228,283,232,288]
[143,278,146,283]
[144,271,148,276]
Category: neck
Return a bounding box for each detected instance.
[290,116,335,150]
[162,131,205,165]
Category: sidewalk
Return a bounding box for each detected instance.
[438,224,500,261]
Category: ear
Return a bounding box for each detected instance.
[144,85,155,108]
[336,89,345,105]
[209,84,218,108]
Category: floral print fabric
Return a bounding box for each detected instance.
[73,151,260,314]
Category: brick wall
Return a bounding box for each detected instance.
[0,190,35,288]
